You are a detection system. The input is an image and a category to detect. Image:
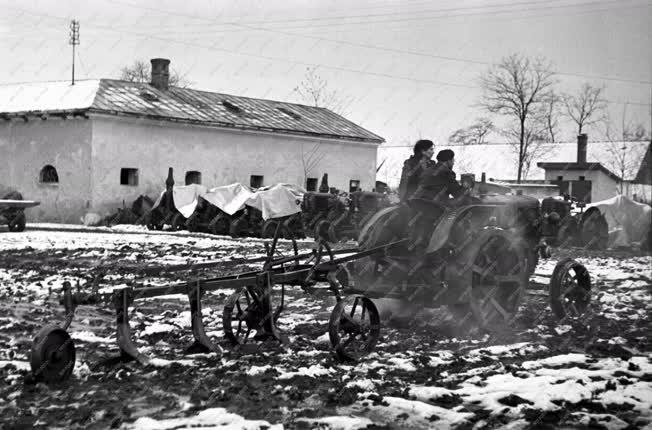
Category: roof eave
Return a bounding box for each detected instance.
[87,108,384,144]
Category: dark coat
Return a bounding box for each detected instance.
[398,156,435,201]
[411,162,464,203]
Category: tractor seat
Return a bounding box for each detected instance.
[406,198,448,252]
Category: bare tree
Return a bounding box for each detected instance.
[448,118,494,145]
[541,91,562,143]
[602,104,648,193]
[293,67,352,115]
[300,141,327,186]
[563,83,607,135]
[119,59,193,88]
[479,54,556,182]
[501,119,549,179]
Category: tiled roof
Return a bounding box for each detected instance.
[0,79,384,143]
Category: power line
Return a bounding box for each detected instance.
[104,0,652,86]
[3,4,651,104]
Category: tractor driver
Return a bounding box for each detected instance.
[398,139,436,202]
[411,149,468,206]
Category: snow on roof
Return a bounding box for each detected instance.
[377,141,649,187]
[0,80,100,113]
[0,79,384,143]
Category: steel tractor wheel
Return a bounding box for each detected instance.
[549,258,591,320]
[170,213,186,231]
[209,214,230,236]
[329,295,381,361]
[30,325,76,383]
[448,228,528,333]
[7,211,26,232]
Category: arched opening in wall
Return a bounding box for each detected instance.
[185,171,202,185]
[39,165,59,183]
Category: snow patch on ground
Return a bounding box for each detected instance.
[125,407,282,429]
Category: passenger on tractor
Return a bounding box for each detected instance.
[407,149,472,251]
[397,139,436,202]
[411,149,466,205]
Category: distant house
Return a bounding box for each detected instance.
[0,58,384,222]
[538,134,650,203]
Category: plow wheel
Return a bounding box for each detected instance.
[223,287,266,345]
[451,228,528,333]
[329,296,380,361]
[7,211,26,232]
[550,258,591,320]
[30,325,76,383]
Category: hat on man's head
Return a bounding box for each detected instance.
[436,149,455,162]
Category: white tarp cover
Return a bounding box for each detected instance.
[172,184,208,218]
[152,184,207,218]
[202,183,255,215]
[586,195,652,247]
[244,183,306,220]
[152,183,305,220]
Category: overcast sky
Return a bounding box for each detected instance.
[1,0,650,149]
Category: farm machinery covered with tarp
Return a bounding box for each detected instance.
[140,169,390,240]
[0,190,39,232]
[538,194,651,250]
[584,195,652,249]
[29,178,593,382]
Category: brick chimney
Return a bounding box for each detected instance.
[577,133,588,165]
[150,58,170,90]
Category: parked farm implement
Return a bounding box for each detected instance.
[0,191,39,232]
[30,177,593,383]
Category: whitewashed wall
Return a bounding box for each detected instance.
[89,115,378,217]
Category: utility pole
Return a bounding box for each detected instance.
[69,20,80,85]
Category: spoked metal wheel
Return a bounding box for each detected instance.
[329,295,380,361]
[450,228,528,332]
[30,325,76,383]
[549,258,591,320]
[223,287,264,345]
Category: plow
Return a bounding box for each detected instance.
[30,181,593,383]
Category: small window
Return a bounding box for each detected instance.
[120,168,138,186]
[349,179,360,192]
[250,175,264,188]
[579,176,585,181]
[39,165,59,183]
[185,171,202,185]
[306,177,318,192]
[557,176,563,181]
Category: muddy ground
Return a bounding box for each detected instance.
[0,226,650,429]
